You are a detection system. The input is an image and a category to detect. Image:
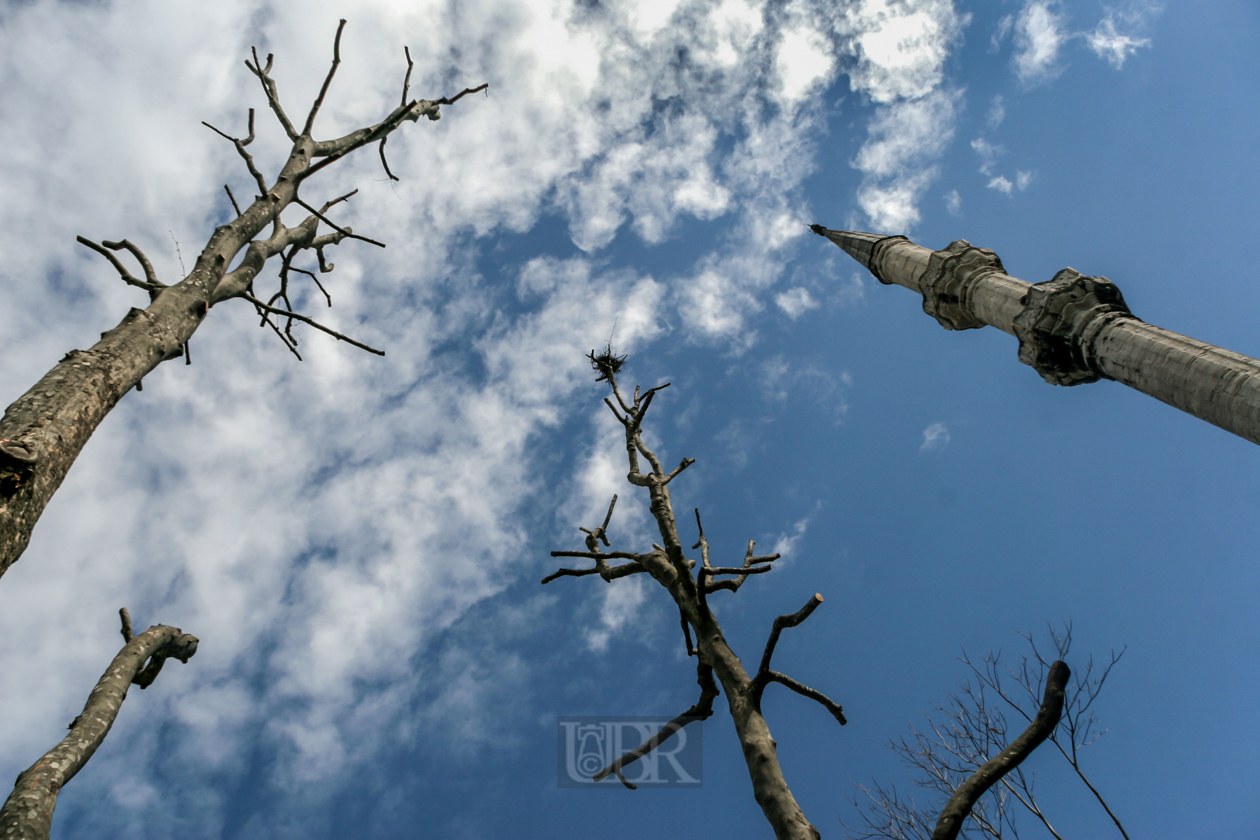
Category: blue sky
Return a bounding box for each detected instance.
[0,0,1257,837]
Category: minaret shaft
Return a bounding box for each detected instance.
[813,226,1260,446]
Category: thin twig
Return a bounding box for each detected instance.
[932,661,1070,840]
[593,663,718,787]
[76,236,164,298]
[240,293,384,355]
[302,19,347,136]
[434,83,489,105]
[246,46,299,141]
[540,561,646,584]
[293,197,385,248]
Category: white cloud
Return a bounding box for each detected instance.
[986,94,1006,129]
[920,421,951,452]
[991,14,1015,52]
[1086,6,1157,69]
[1009,0,1159,85]
[756,355,849,422]
[859,166,940,232]
[771,516,811,561]
[971,137,1006,176]
[775,287,819,318]
[777,24,837,104]
[986,170,1033,196]
[837,0,966,233]
[855,88,961,231]
[679,267,763,342]
[972,140,1031,196]
[1013,1,1068,87]
[944,189,962,216]
[585,576,648,652]
[846,0,966,104]
[987,175,1014,195]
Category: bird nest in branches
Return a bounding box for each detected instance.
[588,342,627,384]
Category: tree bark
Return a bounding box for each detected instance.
[0,615,198,840]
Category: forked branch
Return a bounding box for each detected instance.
[76,236,166,300]
[749,594,846,725]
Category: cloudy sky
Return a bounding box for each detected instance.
[0,0,1257,837]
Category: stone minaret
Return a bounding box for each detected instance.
[812,226,1260,446]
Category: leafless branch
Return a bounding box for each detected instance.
[434,83,489,106]
[767,672,848,725]
[961,623,1131,840]
[593,662,719,788]
[662,457,694,485]
[579,494,618,550]
[706,564,774,577]
[302,19,346,136]
[705,536,780,595]
[758,593,823,676]
[224,185,242,216]
[540,560,647,584]
[399,46,414,106]
[854,627,1128,840]
[293,196,385,248]
[203,108,269,195]
[378,46,416,181]
[102,239,160,288]
[119,607,133,642]
[76,236,165,300]
[748,594,844,724]
[240,293,384,356]
[932,661,1068,840]
[245,47,299,141]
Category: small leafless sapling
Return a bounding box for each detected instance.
[0,20,486,579]
[0,608,199,840]
[848,623,1128,840]
[543,347,846,840]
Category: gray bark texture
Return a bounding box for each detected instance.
[545,349,845,840]
[0,609,198,840]
[810,226,1260,446]
[0,20,485,579]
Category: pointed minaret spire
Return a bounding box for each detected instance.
[813,225,1260,446]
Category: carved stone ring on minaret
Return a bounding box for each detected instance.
[812,225,1260,446]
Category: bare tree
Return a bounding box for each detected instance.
[848,624,1128,840]
[0,608,198,840]
[0,20,486,578]
[543,347,846,840]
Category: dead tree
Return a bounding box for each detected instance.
[0,609,198,840]
[543,347,846,840]
[849,624,1128,840]
[0,20,486,578]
